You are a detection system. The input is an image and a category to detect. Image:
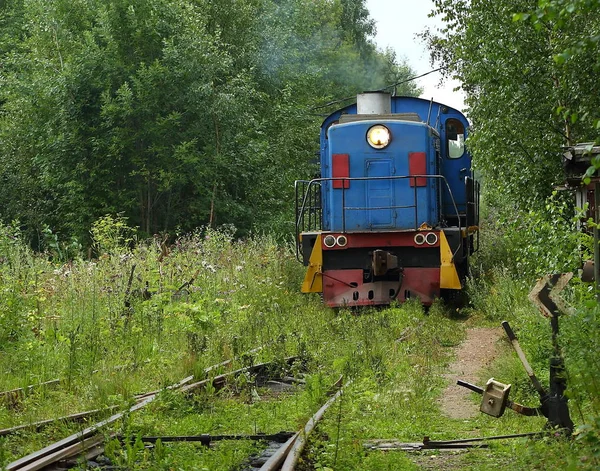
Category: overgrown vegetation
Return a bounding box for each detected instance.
[423,0,599,275]
[425,0,600,206]
[422,2,600,465]
[1,0,600,469]
[0,220,506,469]
[1,216,598,469]
[0,219,309,464]
[460,219,600,470]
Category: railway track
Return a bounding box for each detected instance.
[3,356,346,471]
[257,381,345,471]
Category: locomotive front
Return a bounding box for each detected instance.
[295,92,479,307]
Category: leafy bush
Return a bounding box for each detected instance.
[91,214,137,255]
[475,191,582,282]
[469,215,600,469]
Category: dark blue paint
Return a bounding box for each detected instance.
[320,96,471,227]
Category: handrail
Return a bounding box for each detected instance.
[294,179,322,262]
[295,175,465,259]
[465,177,480,254]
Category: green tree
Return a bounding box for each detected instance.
[424,0,600,205]
[0,0,422,243]
[516,0,600,172]
[421,0,600,277]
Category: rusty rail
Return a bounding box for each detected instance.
[364,431,546,451]
[0,406,120,437]
[0,379,61,406]
[259,376,347,471]
[5,354,297,471]
[0,360,153,407]
[3,347,269,437]
[279,386,344,471]
[5,394,155,471]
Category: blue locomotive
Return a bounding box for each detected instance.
[295,92,479,307]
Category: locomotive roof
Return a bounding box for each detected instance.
[337,112,422,124]
[321,96,468,133]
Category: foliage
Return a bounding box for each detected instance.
[1,220,598,468]
[90,214,136,255]
[467,224,600,469]
[518,0,600,176]
[563,301,600,460]
[0,0,421,243]
[423,0,600,214]
[0,222,53,345]
[423,9,600,464]
[0,224,550,470]
[474,190,584,280]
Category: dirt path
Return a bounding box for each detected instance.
[409,327,507,470]
[438,327,504,419]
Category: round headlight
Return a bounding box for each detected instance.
[425,232,438,246]
[414,233,425,246]
[323,235,336,248]
[367,125,391,149]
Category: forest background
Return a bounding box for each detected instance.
[0,0,598,274]
[0,0,421,248]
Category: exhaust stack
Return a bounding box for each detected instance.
[357,92,391,115]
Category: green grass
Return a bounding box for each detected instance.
[0,221,599,469]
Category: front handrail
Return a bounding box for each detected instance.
[295,179,322,262]
[295,175,464,260]
[465,177,480,253]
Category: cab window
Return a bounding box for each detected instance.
[445,119,465,159]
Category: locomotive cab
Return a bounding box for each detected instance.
[295,92,479,307]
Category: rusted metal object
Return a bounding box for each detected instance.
[280,391,343,470]
[562,144,600,297]
[371,250,398,276]
[364,432,545,451]
[134,374,194,400]
[6,354,298,471]
[254,375,346,471]
[0,379,61,407]
[259,433,300,471]
[126,374,340,471]
[6,394,155,471]
[470,317,575,432]
[365,440,487,451]
[135,346,266,399]
[180,357,298,394]
[280,377,347,471]
[528,273,574,318]
[480,379,511,418]
[582,259,595,282]
[527,274,575,432]
[501,321,547,397]
[123,263,136,311]
[122,432,294,446]
[456,380,540,416]
[16,435,105,471]
[0,406,119,437]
